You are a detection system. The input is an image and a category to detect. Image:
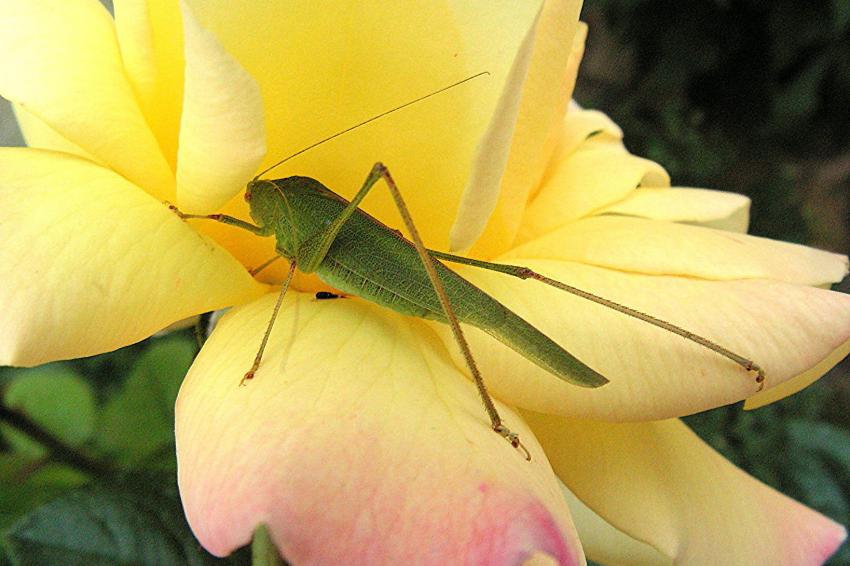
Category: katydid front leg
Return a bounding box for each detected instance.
[297,163,531,460]
[166,202,294,385]
[166,204,273,236]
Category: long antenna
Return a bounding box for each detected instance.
[253,71,490,180]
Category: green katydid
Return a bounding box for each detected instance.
[169,77,765,460]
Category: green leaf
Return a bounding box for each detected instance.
[1,367,96,458]
[0,455,44,528]
[832,0,850,34]
[96,336,195,467]
[4,478,249,566]
[785,419,850,524]
[787,419,850,471]
[0,545,12,566]
[0,456,87,531]
[787,453,849,522]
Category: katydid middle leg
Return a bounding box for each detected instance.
[241,259,298,385]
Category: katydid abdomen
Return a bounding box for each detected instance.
[280,177,609,388]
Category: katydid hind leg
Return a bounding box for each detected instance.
[429,250,766,391]
[365,163,531,460]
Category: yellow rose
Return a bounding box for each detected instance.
[1,0,847,564]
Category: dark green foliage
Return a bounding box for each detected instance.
[0,460,87,533]
[95,338,194,468]
[0,334,251,565]
[1,367,96,459]
[579,0,850,252]
[5,479,248,566]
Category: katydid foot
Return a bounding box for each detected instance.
[494,424,531,461]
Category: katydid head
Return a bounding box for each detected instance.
[245,179,283,225]
[244,178,299,257]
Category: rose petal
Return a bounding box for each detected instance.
[600,187,751,233]
[451,1,584,256]
[525,414,848,566]
[744,336,850,409]
[112,0,158,131]
[12,103,96,161]
[0,148,264,365]
[430,260,850,420]
[186,1,531,252]
[559,480,672,566]
[550,106,624,164]
[0,0,173,198]
[522,553,564,566]
[122,0,268,284]
[516,140,670,245]
[508,215,849,286]
[448,7,542,254]
[176,292,583,564]
[112,0,181,169]
[174,1,266,214]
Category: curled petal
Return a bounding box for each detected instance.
[600,187,751,233]
[118,0,268,286]
[0,0,173,199]
[508,216,849,286]
[12,103,97,161]
[744,336,850,409]
[516,142,670,245]
[452,1,584,256]
[115,0,185,166]
[176,292,583,564]
[559,480,672,566]
[525,414,847,566]
[553,107,623,161]
[175,1,266,214]
[432,260,850,420]
[112,0,159,131]
[0,148,264,365]
[449,7,542,254]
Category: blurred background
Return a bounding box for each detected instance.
[0,0,848,564]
